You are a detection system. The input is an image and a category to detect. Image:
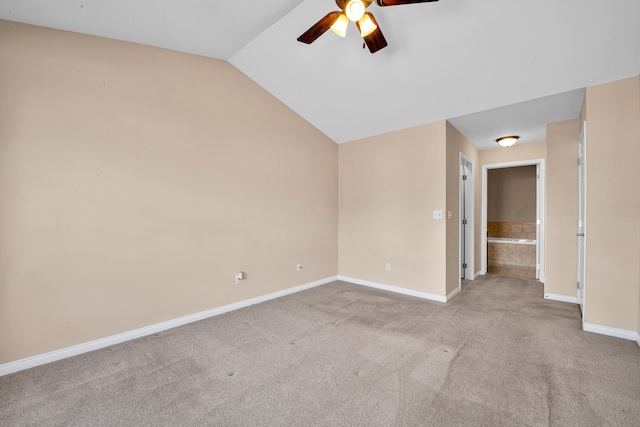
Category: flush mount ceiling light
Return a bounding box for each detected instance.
[496,136,520,148]
[297,0,439,54]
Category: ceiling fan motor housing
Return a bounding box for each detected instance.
[336,0,373,9]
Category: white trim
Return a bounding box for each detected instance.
[475,271,484,279]
[583,323,637,341]
[338,275,446,303]
[0,276,339,377]
[446,286,461,302]
[577,120,587,325]
[459,153,475,286]
[636,333,640,348]
[544,293,578,304]
[487,237,536,245]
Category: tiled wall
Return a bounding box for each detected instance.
[488,221,537,267]
[487,222,536,239]
[488,242,536,267]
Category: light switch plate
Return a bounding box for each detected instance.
[433,210,443,220]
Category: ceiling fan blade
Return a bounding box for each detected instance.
[297,11,341,44]
[376,0,438,6]
[357,13,387,53]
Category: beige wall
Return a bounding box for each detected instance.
[480,141,546,166]
[487,166,537,222]
[338,122,447,296]
[0,21,338,364]
[545,119,580,298]
[445,122,480,294]
[584,76,640,331]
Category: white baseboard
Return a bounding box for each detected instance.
[446,287,460,302]
[636,333,640,348]
[0,276,339,377]
[338,275,447,303]
[583,322,637,341]
[544,293,578,304]
[474,271,484,279]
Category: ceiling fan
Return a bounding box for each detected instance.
[297,0,439,54]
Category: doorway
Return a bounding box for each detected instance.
[481,159,545,285]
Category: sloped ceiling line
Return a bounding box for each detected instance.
[2,0,639,148]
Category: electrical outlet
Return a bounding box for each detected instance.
[385,263,391,271]
[235,272,244,285]
[433,210,443,220]
[296,263,302,272]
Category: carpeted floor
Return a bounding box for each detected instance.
[1,275,639,426]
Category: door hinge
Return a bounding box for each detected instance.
[462,263,467,269]
[577,281,580,289]
[578,158,581,166]
[462,175,467,181]
[462,219,467,225]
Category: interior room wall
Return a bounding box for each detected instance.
[584,76,640,332]
[487,166,537,222]
[445,122,480,294]
[0,21,339,364]
[480,141,546,166]
[338,122,447,296]
[545,118,580,298]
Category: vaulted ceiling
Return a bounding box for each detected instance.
[2,0,639,149]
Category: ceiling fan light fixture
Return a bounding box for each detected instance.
[358,13,377,37]
[496,135,519,148]
[345,0,366,22]
[331,14,349,37]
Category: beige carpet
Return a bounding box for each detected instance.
[1,275,640,426]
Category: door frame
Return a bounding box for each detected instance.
[459,153,475,289]
[481,159,546,285]
[577,121,587,324]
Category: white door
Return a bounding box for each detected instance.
[577,122,586,321]
[536,164,541,280]
[459,154,474,281]
[461,163,468,279]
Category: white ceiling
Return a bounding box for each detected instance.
[448,88,585,150]
[2,0,639,148]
